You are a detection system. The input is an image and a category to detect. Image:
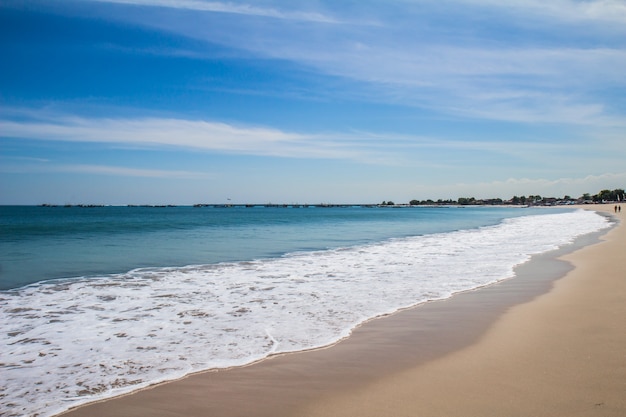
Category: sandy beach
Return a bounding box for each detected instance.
[60,204,625,417]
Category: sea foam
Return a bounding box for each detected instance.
[0,209,611,416]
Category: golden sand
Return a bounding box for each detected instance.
[300,204,625,417]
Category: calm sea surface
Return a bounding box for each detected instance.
[1,205,548,291]
[0,205,612,417]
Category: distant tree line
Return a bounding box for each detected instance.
[405,188,624,206]
[587,189,625,203]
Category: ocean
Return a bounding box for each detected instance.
[0,205,612,416]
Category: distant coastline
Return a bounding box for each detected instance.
[34,187,624,209]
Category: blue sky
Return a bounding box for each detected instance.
[1,0,625,205]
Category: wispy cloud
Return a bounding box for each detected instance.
[519,172,626,196]
[0,161,212,179]
[279,43,626,125]
[458,0,626,25]
[90,0,342,23]
[90,1,624,127]
[0,114,399,164]
[55,164,213,178]
[477,172,626,191]
[4,110,617,171]
[411,172,626,200]
[0,156,50,163]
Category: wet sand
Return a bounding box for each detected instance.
[60,205,624,417]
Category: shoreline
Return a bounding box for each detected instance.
[58,205,622,417]
[300,204,625,416]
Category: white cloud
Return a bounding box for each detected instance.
[405,172,626,201]
[0,158,212,179]
[4,109,624,169]
[1,116,301,149]
[75,0,626,127]
[457,173,626,199]
[53,164,213,178]
[256,39,626,125]
[0,115,404,164]
[90,0,341,23]
[458,0,626,25]
[3,110,589,162]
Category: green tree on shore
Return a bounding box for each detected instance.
[458,197,476,205]
[406,188,623,206]
[593,189,625,202]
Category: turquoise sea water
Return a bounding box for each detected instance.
[1,205,544,290]
[0,205,612,417]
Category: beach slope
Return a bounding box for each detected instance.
[60,205,624,417]
[301,204,625,417]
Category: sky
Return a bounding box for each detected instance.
[1,0,625,205]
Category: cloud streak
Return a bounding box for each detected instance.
[410,172,626,201]
[88,0,625,127]
[0,115,401,164]
[0,160,212,179]
[90,0,342,23]
[54,164,213,178]
[459,0,626,25]
[3,110,613,171]
[274,43,626,125]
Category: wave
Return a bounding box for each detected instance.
[0,209,611,417]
